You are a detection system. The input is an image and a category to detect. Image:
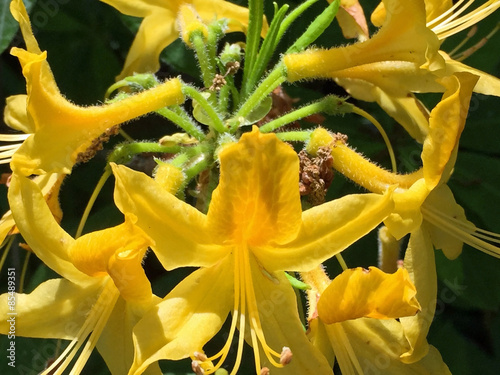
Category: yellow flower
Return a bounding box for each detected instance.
[284,0,500,143]
[111,127,394,374]
[7,0,185,176]
[0,172,159,375]
[101,0,268,79]
[302,266,451,374]
[309,72,500,363]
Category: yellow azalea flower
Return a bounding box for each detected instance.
[302,266,451,374]
[285,0,500,143]
[308,72,500,260]
[101,0,268,79]
[8,0,185,176]
[0,173,160,375]
[309,72,500,363]
[111,127,395,374]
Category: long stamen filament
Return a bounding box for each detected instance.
[242,248,283,368]
[428,0,500,40]
[422,205,500,257]
[69,285,119,374]
[42,280,115,375]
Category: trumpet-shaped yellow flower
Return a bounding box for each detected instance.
[309,72,500,363]
[101,0,268,79]
[8,0,185,176]
[302,266,451,374]
[285,0,500,143]
[111,127,394,374]
[0,173,160,375]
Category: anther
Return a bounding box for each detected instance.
[260,367,270,375]
[280,347,293,365]
[194,351,208,362]
[191,360,205,375]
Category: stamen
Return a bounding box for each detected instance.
[422,205,500,258]
[194,351,208,362]
[453,23,500,61]
[280,347,293,365]
[326,324,363,375]
[192,360,205,375]
[428,0,500,40]
[0,134,30,164]
[200,246,289,375]
[41,280,118,375]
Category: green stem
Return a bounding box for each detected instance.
[191,34,215,89]
[277,0,320,42]
[242,0,264,95]
[108,142,181,165]
[182,85,226,133]
[218,84,231,115]
[275,130,312,142]
[233,64,286,130]
[75,168,112,238]
[286,0,340,53]
[244,3,289,98]
[260,95,349,133]
[156,106,205,141]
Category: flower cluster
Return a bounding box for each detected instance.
[1,0,499,374]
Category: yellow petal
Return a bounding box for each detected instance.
[69,213,154,304]
[0,172,64,244]
[399,226,437,363]
[371,0,454,26]
[249,257,333,374]
[208,127,302,247]
[331,318,451,374]
[422,72,479,190]
[97,295,162,375]
[0,278,103,339]
[4,95,32,134]
[384,179,429,240]
[317,267,420,324]
[334,0,369,40]
[423,185,471,260]
[440,51,500,97]
[332,77,431,143]
[10,0,42,54]
[257,191,394,272]
[8,173,88,284]
[129,257,234,375]
[112,163,224,270]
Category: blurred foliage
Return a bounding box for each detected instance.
[1,0,499,374]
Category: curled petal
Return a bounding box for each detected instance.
[317,267,420,324]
